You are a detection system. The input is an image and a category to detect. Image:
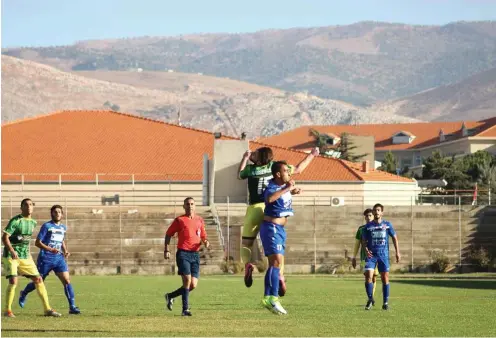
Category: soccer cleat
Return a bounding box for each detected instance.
[269,297,287,315]
[261,297,272,310]
[165,293,174,311]
[44,309,62,317]
[4,310,15,318]
[69,306,81,315]
[181,309,192,316]
[278,276,287,297]
[18,290,27,308]
[244,263,254,288]
[382,303,389,311]
[365,299,373,310]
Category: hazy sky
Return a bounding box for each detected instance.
[2,0,496,48]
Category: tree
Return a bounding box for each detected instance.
[308,129,368,162]
[308,128,332,154]
[379,151,397,174]
[422,150,471,189]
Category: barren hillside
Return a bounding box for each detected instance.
[1,55,419,137]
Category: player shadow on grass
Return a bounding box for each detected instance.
[395,279,496,290]
[2,329,109,333]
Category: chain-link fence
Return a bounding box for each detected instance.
[214,194,496,274]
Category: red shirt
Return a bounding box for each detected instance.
[166,214,207,252]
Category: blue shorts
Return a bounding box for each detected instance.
[260,221,287,256]
[37,255,68,277]
[364,255,389,273]
[176,250,200,278]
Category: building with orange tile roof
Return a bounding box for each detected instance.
[2,110,419,206]
[258,117,496,171]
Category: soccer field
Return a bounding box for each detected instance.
[2,274,496,337]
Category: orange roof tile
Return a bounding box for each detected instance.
[1,110,414,183]
[258,118,496,151]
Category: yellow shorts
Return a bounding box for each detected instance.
[2,257,40,279]
[242,203,265,239]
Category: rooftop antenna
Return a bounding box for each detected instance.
[177,104,182,126]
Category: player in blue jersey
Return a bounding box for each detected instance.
[19,205,81,314]
[361,203,400,311]
[259,161,301,315]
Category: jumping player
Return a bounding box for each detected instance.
[238,146,319,294]
[260,161,301,315]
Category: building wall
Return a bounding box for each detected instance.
[420,139,472,158]
[344,134,375,163]
[470,139,496,154]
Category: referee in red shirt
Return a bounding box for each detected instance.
[164,197,210,316]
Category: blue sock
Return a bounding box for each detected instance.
[23,281,36,295]
[64,283,76,308]
[264,267,272,296]
[365,282,373,300]
[270,267,280,297]
[383,283,390,304]
[181,287,190,311]
[169,287,183,299]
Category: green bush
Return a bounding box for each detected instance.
[467,247,491,271]
[430,249,451,273]
[219,260,245,274]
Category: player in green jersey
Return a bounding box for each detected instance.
[238,146,319,294]
[352,208,378,305]
[2,198,61,318]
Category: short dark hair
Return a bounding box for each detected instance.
[373,203,384,211]
[271,161,288,176]
[20,198,33,207]
[50,205,63,214]
[183,197,194,204]
[363,208,373,216]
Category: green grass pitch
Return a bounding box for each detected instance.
[2,274,496,336]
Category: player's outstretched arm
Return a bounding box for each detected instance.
[392,235,401,263]
[237,150,251,180]
[293,147,319,175]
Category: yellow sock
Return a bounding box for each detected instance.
[280,256,285,276]
[240,246,252,265]
[372,280,377,297]
[35,282,51,312]
[5,284,16,312]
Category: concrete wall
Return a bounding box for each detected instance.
[212,140,249,204]
[213,204,489,274]
[0,206,225,275]
[1,182,204,207]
